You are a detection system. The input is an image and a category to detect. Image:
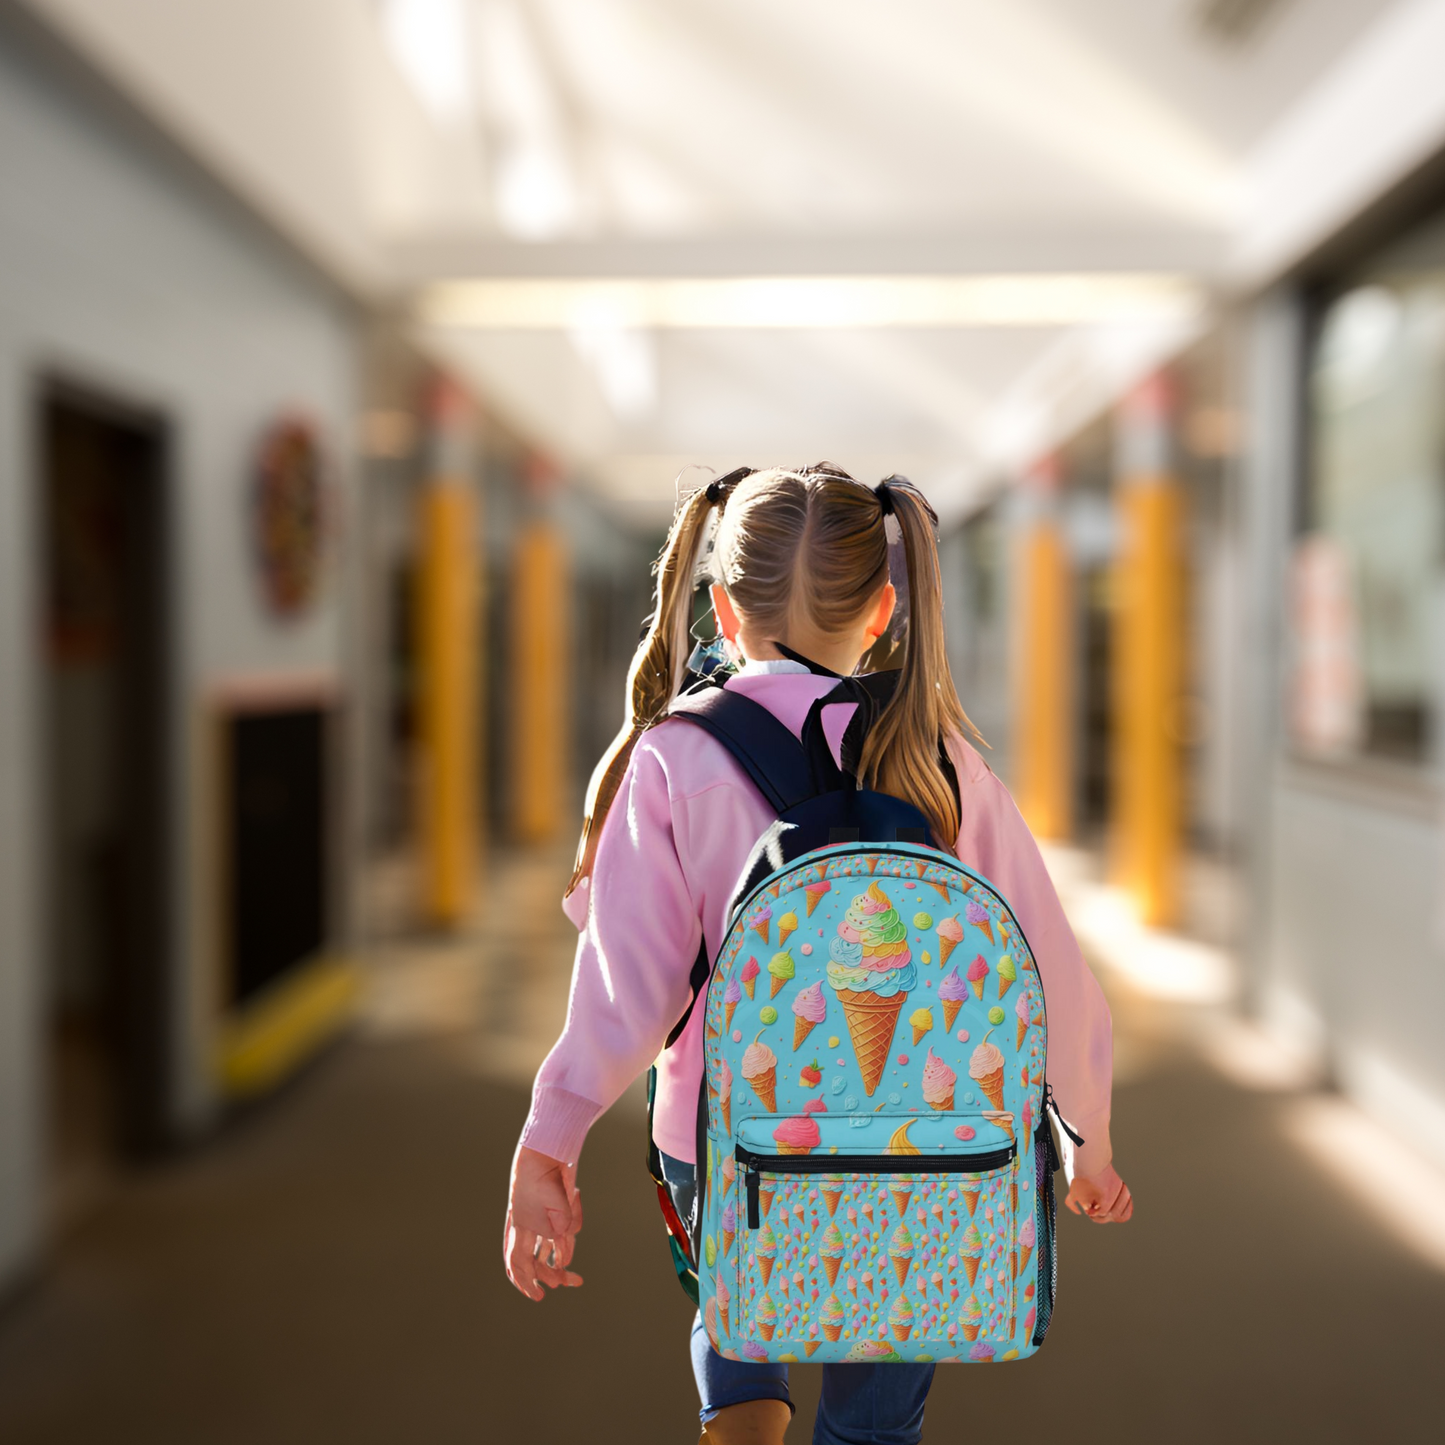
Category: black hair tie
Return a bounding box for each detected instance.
[705,481,724,503]
[874,481,895,517]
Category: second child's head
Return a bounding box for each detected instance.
[571,463,977,889]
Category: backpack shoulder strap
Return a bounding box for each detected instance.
[667,685,825,813]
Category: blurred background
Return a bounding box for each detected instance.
[1,0,1444,1440]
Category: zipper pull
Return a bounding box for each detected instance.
[746,1167,761,1229]
[1045,1083,1085,1147]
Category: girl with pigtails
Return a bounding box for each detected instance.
[504,465,1130,1444]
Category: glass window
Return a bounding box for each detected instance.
[1299,210,1445,765]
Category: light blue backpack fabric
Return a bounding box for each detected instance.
[696,847,1060,1364]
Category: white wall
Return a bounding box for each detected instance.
[0,13,359,1289]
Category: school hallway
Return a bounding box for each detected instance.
[0,845,1439,1445]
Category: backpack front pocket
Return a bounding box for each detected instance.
[727,1114,1025,1362]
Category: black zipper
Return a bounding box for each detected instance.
[736,1142,1016,1229]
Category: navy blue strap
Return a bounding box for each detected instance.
[667,687,819,812]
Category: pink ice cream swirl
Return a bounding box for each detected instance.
[792,980,827,1023]
[773,1115,821,1151]
[921,1048,957,1108]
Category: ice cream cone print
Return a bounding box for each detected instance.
[770,975,787,999]
[804,881,831,916]
[962,1185,980,1217]
[1019,1243,1033,1276]
[759,1256,774,1288]
[943,999,962,1032]
[778,912,798,948]
[741,956,760,999]
[928,881,951,901]
[792,1016,816,1051]
[965,901,994,944]
[823,1254,842,1287]
[969,1033,1006,1113]
[743,1033,779,1114]
[804,1340,821,1356]
[1016,1017,1027,1050]
[962,1255,980,1287]
[892,1256,911,1288]
[891,1185,913,1217]
[723,1228,735,1255]
[937,916,963,967]
[725,1001,738,1032]
[996,953,1017,1000]
[839,990,905,1096]
[758,1184,775,1218]
[822,1183,843,1217]
[967,954,988,1001]
[1011,1183,1018,1215]
[753,909,772,946]
[721,1096,732,1134]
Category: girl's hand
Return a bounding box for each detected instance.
[504,1145,584,1300]
[1065,1163,1133,1223]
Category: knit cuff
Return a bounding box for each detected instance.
[517,1086,602,1167]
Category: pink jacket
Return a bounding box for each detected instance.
[519,670,1114,1178]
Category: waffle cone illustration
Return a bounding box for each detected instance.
[770,973,788,1000]
[1010,1251,1019,1280]
[962,1319,980,1342]
[1011,1183,1019,1215]
[753,920,770,945]
[962,1185,980,1217]
[1019,1242,1034,1277]
[891,1186,913,1217]
[943,999,962,1032]
[742,975,756,1000]
[823,1321,842,1342]
[969,973,985,1002]
[891,1323,911,1343]
[719,1303,730,1335]
[928,1088,954,1112]
[804,1340,821,1356]
[778,916,798,948]
[1016,1016,1027,1050]
[938,937,959,967]
[928,881,951,901]
[804,883,830,916]
[743,1032,778,1113]
[912,1021,930,1046]
[758,1321,775,1342]
[792,1017,817,1052]
[725,1001,738,1033]
[721,1096,731,1134]
[758,1184,775,1218]
[722,1227,735,1256]
[892,1256,911,1288]
[838,988,906,1096]
[776,1143,812,1157]
[963,1256,982,1288]
[822,1185,843,1217]
[969,1032,1006,1113]
[823,1254,842,1287]
[758,1256,775,1288]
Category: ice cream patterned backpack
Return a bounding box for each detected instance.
[646,659,1084,1366]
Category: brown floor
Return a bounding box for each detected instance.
[1,849,1443,1443]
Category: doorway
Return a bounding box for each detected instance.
[40,381,172,1229]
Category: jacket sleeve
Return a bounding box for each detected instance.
[945,735,1115,1179]
[517,741,702,1165]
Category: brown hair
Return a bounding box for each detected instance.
[566,464,980,893]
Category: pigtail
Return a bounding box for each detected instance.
[856,479,981,847]
[566,477,734,896]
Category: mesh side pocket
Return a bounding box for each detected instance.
[1032,1125,1058,1346]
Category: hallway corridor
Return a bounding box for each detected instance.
[0,848,1441,1444]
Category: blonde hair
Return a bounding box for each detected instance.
[567,464,980,893]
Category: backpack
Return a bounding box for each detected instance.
[644,665,1081,1365]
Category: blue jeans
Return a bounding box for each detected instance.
[662,1153,935,1445]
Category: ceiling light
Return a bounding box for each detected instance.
[377,0,474,125]
[418,274,1205,331]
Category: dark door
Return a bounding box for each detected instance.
[41,382,173,1220]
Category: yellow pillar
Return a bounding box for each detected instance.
[1012,460,1073,840]
[510,521,570,842]
[1110,376,1184,926]
[416,384,480,925]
